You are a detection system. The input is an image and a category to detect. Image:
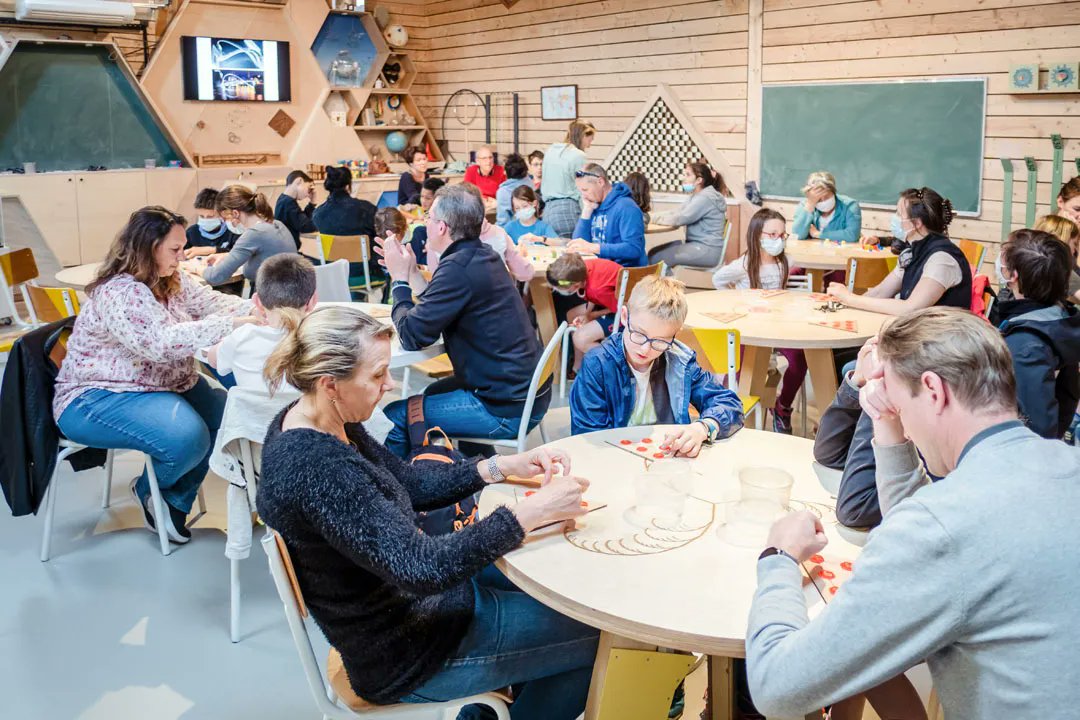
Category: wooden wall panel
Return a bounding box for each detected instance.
[403,0,750,186]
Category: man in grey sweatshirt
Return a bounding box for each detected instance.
[746,307,1080,719]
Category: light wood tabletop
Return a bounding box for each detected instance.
[520,242,598,279]
[785,239,893,291]
[316,301,445,369]
[54,260,243,290]
[479,425,860,719]
[684,288,889,418]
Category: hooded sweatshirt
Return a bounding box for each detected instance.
[997,298,1080,439]
[654,185,728,247]
[572,182,648,267]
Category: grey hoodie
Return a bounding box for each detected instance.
[655,185,727,247]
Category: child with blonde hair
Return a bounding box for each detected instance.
[569,275,743,454]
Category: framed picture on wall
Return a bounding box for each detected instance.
[541,85,577,120]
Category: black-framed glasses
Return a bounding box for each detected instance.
[574,170,602,179]
[625,313,675,352]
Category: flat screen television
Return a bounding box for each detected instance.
[180,36,291,102]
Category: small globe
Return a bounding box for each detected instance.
[386,131,408,154]
[384,24,408,47]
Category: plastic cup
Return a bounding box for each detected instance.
[22,162,35,174]
[626,461,693,528]
[719,467,794,547]
[144,159,156,169]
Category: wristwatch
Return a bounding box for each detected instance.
[487,456,506,483]
[758,547,798,564]
[697,418,719,444]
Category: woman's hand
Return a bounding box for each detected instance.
[498,448,572,484]
[859,234,881,249]
[662,423,709,458]
[511,475,590,532]
[808,224,821,239]
[184,246,214,260]
[567,239,600,256]
[205,252,228,267]
[826,282,851,302]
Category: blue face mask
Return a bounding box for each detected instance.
[681,183,695,193]
[197,217,221,231]
[890,214,908,242]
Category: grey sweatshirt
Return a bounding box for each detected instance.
[747,423,1080,719]
[653,186,727,247]
[202,220,295,286]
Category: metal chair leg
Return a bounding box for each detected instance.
[101,448,115,508]
[401,366,411,399]
[230,558,241,643]
[144,459,171,557]
[39,472,58,562]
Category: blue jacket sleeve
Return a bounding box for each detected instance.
[598,206,646,266]
[791,204,813,240]
[569,353,615,435]
[1006,331,1060,439]
[390,269,470,352]
[572,217,591,241]
[834,410,881,528]
[689,363,745,439]
[820,199,861,243]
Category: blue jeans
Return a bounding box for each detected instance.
[384,379,550,458]
[56,378,226,513]
[401,566,599,720]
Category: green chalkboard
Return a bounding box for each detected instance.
[760,79,985,214]
[0,44,182,172]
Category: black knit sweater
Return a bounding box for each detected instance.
[257,405,526,704]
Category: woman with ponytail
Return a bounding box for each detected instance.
[54,207,260,544]
[257,305,599,719]
[199,184,296,289]
[827,186,972,315]
[206,254,318,392]
[648,161,731,269]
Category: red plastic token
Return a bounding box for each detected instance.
[653,453,665,459]
[840,561,853,571]
[620,439,632,445]
[636,446,647,452]
[642,437,653,443]
[809,554,824,564]
[829,586,838,595]
[660,445,671,451]
[818,569,835,580]
[581,501,588,507]
[525,491,535,497]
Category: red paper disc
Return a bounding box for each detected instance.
[810,554,824,564]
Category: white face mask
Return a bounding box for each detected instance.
[226,220,245,235]
[995,254,1011,288]
[515,206,536,221]
[816,196,836,213]
[761,235,786,257]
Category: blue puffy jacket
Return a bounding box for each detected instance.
[572,182,648,266]
[570,331,744,437]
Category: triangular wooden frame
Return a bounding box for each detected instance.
[603,82,742,192]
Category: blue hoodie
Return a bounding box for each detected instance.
[572,182,648,266]
[570,331,744,437]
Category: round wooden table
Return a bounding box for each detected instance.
[684,289,888,419]
[785,239,892,292]
[479,425,859,720]
[521,243,598,279]
[54,260,241,289]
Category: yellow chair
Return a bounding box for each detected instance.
[677,327,763,430]
[956,238,986,273]
[844,256,892,295]
[0,247,41,328]
[25,284,80,324]
[612,261,665,332]
[312,234,387,302]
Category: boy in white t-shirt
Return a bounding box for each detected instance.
[207,254,317,392]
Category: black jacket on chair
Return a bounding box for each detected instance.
[1,318,107,516]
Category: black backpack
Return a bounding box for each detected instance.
[406,395,479,535]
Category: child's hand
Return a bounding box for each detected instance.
[662,423,709,458]
[571,315,586,328]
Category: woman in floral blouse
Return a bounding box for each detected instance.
[54,206,259,544]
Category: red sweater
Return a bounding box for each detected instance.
[584,258,622,313]
[464,164,506,199]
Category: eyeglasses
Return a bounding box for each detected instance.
[762,232,788,241]
[625,313,675,352]
[574,170,602,180]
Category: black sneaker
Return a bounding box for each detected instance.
[772,406,793,435]
[129,478,155,534]
[161,502,192,544]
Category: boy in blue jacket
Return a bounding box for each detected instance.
[567,163,648,267]
[570,275,744,455]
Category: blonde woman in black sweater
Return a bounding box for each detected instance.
[257,305,598,720]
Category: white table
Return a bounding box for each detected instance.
[479,425,859,719]
[54,260,243,290]
[316,301,445,370]
[684,289,889,417]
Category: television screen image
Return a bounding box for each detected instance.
[181,36,292,102]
